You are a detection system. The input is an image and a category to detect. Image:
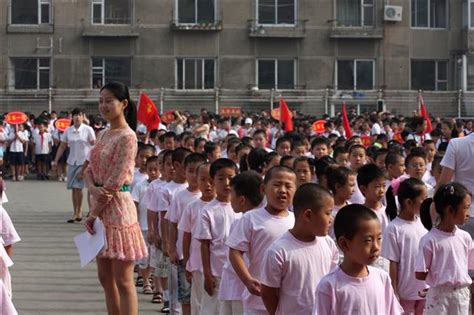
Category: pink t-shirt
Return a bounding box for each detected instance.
[178,198,210,273]
[194,199,241,278]
[226,207,295,311]
[381,217,429,300]
[0,279,17,315]
[415,227,474,287]
[314,266,402,315]
[150,181,187,212]
[349,181,365,205]
[218,219,248,301]
[261,232,338,315]
[131,179,151,231]
[143,178,166,210]
[0,206,20,247]
[166,189,201,259]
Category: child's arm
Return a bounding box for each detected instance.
[182,231,192,282]
[168,221,179,264]
[229,248,261,296]
[147,210,159,248]
[160,212,169,256]
[200,239,215,296]
[415,272,428,280]
[388,260,399,299]
[4,245,12,258]
[261,285,280,315]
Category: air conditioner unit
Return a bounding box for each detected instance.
[384,5,402,22]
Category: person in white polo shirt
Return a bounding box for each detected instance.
[437,131,474,237]
[53,108,96,223]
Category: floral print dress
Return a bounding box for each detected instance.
[88,127,147,261]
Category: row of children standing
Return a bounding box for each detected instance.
[127,124,473,315]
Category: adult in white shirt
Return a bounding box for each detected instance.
[438,132,474,238]
[53,108,96,223]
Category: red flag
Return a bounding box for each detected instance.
[279,96,294,132]
[342,103,353,139]
[137,93,161,131]
[419,95,433,133]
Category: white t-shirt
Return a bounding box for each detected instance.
[194,199,241,278]
[381,217,429,300]
[131,168,148,193]
[0,205,21,247]
[61,124,96,165]
[314,266,402,315]
[131,179,150,231]
[166,188,201,259]
[261,232,338,315]
[8,130,28,153]
[143,178,165,210]
[178,198,210,273]
[226,207,295,312]
[149,181,187,213]
[32,132,53,155]
[349,181,365,205]
[371,123,382,136]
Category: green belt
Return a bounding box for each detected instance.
[95,184,131,192]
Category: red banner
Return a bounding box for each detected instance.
[161,111,175,124]
[219,106,241,117]
[312,120,326,134]
[5,112,28,125]
[55,118,71,132]
[361,135,372,148]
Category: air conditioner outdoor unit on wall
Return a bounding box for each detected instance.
[384,5,403,22]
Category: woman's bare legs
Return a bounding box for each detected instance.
[112,259,138,315]
[97,257,120,315]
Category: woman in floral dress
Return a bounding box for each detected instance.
[84,81,147,315]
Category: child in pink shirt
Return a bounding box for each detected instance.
[348,144,367,205]
[381,178,429,315]
[314,204,402,315]
[195,158,240,314]
[218,171,264,315]
[178,162,215,315]
[415,183,474,315]
[261,184,338,315]
[227,166,297,314]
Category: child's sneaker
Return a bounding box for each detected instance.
[160,301,170,313]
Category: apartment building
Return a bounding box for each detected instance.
[0,0,473,117]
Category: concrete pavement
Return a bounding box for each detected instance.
[5,179,158,314]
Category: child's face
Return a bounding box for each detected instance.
[424,143,436,161]
[341,218,382,266]
[387,157,405,179]
[292,145,307,157]
[282,158,295,169]
[146,161,160,181]
[453,194,472,226]
[375,154,387,173]
[197,165,215,199]
[312,144,328,159]
[164,156,175,180]
[209,147,221,162]
[196,140,206,154]
[349,148,366,170]
[335,153,349,168]
[360,178,386,204]
[212,167,236,199]
[406,157,426,180]
[158,155,165,175]
[227,144,238,163]
[253,133,267,149]
[184,138,195,151]
[264,170,297,211]
[267,156,281,170]
[164,137,175,150]
[230,187,246,213]
[431,164,442,181]
[307,196,334,237]
[337,174,356,201]
[173,161,186,179]
[138,149,154,171]
[294,161,312,187]
[185,162,200,188]
[277,141,291,157]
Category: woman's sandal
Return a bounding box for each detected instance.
[143,284,153,295]
[135,276,143,287]
[151,292,163,304]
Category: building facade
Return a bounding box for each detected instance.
[0,0,474,117]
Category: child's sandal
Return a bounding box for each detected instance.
[143,284,153,295]
[151,292,163,304]
[135,276,143,287]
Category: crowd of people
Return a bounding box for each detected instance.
[1,81,474,315]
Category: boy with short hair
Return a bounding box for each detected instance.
[195,158,240,314]
[227,166,297,314]
[333,147,349,168]
[291,140,308,157]
[32,120,53,180]
[261,184,338,315]
[219,171,264,315]
[204,142,221,162]
[132,144,156,192]
[275,137,292,157]
[311,137,329,159]
[253,129,272,152]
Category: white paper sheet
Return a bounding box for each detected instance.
[73,219,107,268]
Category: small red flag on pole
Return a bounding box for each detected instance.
[419,95,433,133]
[279,96,294,132]
[137,93,161,131]
[342,103,353,139]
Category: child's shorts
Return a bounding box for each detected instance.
[35,154,49,163]
[9,152,24,165]
[137,230,152,269]
[154,248,170,278]
[177,260,191,304]
[424,285,470,315]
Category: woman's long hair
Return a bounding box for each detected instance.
[100,81,137,131]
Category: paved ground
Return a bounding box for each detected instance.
[5,179,159,314]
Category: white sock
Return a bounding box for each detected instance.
[163,289,169,301]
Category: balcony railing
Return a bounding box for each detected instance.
[329,19,383,39]
[248,20,307,38]
[170,20,223,32]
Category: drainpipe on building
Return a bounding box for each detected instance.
[160,87,164,115]
[270,88,275,112]
[458,89,463,118]
[48,87,52,113]
[215,87,219,114]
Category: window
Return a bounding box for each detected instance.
[336,0,374,27]
[11,0,51,25]
[92,58,131,88]
[176,59,215,89]
[12,58,50,90]
[469,0,474,28]
[411,0,447,28]
[337,60,375,90]
[92,0,132,24]
[411,60,447,91]
[258,0,295,25]
[177,0,215,24]
[257,59,295,89]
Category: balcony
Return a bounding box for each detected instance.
[82,18,139,38]
[170,20,223,32]
[329,19,383,39]
[248,20,307,39]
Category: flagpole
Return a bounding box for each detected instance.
[270,88,275,112]
[418,90,422,112]
[160,88,164,115]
